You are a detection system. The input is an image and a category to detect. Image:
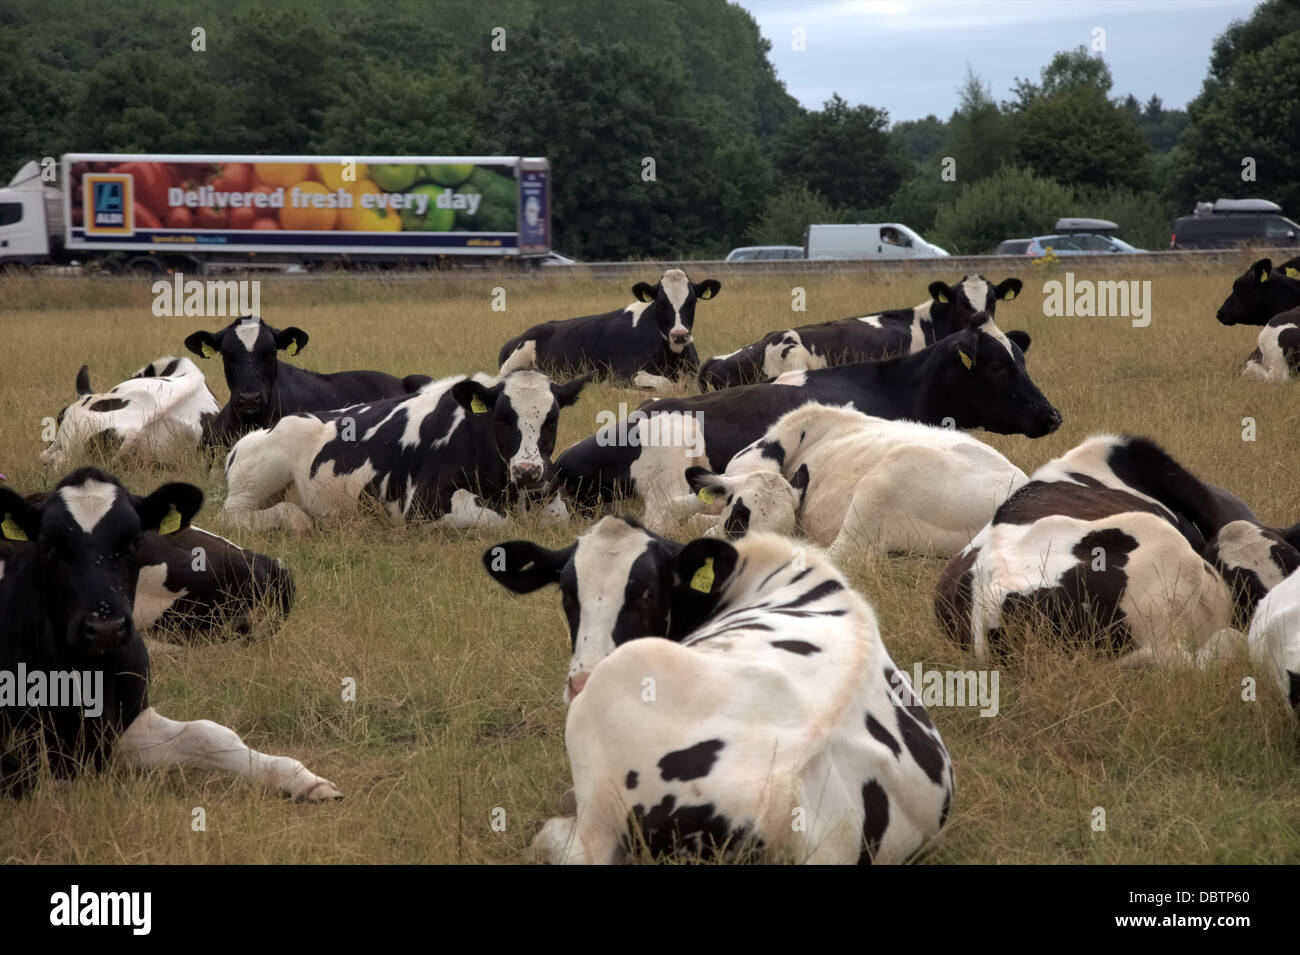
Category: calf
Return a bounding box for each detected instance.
[42,357,219,468]
[0,468,339,800]
[698,275,1026,389]
[1244,564,1300,720]
[1242,306,1300,380]
[935,434,1297,663]
[185,315,433,446]
[484,516,954,864]
[497,269,721,390]
[556,313,1060,532]
[1216,257,1300,326]
[677,404,1028,558]
[223,369,588,531]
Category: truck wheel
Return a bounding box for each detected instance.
[125,256,166,276]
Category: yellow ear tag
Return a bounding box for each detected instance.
[959,349,973,370]
[938,293,949,303]
[1,513,27,541]
[470,395,489,414]
[690,557,715,594]
[1004,289,1016,300]
[1259,271,1269,283]
[1287,268,1298,278]
[697,487,715,504]
[286,341,299,356]
[159,504,182,535]
[201,342,216,359]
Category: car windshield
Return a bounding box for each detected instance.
[1108,236,1141,251]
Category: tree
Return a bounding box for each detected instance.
[1007,45,1113,110]
[747,186,839,246]
[774,94,907,211]
[892,115,948,166]
[1013,83,1152,193]
[929,166,1073,255]
[943,67,1014,185]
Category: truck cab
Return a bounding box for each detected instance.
[0,160,62,266]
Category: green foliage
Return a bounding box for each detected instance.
[746,186,839,246]
[929,165,1073,254]
[943,68,1015,185]
[1068,186,1178,251]
[1013,84,1152,193]
[892,115,948,166]
[775,94,908,211]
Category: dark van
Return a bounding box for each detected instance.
[1171,198,1300,250]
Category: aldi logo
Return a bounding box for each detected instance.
[83,173,134,234]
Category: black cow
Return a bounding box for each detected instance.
[497,269,721,390]
[185,315,433,446]
[555,313,1061,530]
[0,468,339,799]
[1216,257,1300,326]
[698,275,1026,389]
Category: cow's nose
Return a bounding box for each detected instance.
[1216,311,1235,326]
[567,672,590,699]
[235,391,262,409]
[671,332,692,345]
[512,463,543,486]
[81,614,129,648]
[1042,408,1063,433]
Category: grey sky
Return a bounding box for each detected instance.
[736,0,1260,122]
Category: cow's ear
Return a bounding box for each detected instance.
[135,482,204,535]
[75,365,93,396]
[1252,258,1273,284]
[1006,329,1032,354]
[482,540,573,593]
[685,466,727,505]
[693,279,721,301]
[0,488,40,542]
[452,379,497,415]
[275,326,309,357]
[551,373,592,408]
[670,537,740,635]
[995,278,1023,301]
[184,330,220,359]
[632,282,658,303]
[928,281,952,305]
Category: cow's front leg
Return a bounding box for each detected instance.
[114,707,342,801]
[633,370,674,392]
[438,488,509,530]
[532,815,624,864]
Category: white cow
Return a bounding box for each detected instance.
[484,517,955,865]
[42,357,219,468]
[673,403,1028,558]
[1244,566,1300,720]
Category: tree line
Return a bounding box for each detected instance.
[1,0,1295,258]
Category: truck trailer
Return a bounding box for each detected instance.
[0,154,551,273]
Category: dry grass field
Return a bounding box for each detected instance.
[1,260,1297,864]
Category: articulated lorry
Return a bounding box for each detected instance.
[0,154,551,273]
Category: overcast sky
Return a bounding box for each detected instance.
[735,0,1260,121]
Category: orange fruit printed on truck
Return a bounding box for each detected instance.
[255,163,311,187]
[279,181,338,230]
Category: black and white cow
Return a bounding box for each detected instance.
[1244,564,1300,720]
[556,314,1060,532]
[935,434,1299,663]
[0,468,340,800]
[697,275,1026,389]
[497,269,721,391]
[1242,306,1300,380]
[484,516,954,864]
[675,404,1028,558]
[42,357,219,468]
[223,369,589,531]
[9,492,292,641]
[185,316,433,446]
[1216,257,1300,326]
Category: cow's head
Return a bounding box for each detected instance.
[450,370,589,490]
[1204,520,1300,626]
[185,316,308,424]
[928,275,1025,344]
[0,469,202,653]
[680,465,803,539]
[934,313,1061,438]
[631,269,721,353]
[1216,258,1300,326]
[485,516,744,702]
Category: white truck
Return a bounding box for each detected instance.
[0,153,552,274]
[804,223,949,260]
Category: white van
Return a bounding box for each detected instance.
[804,223,950,260]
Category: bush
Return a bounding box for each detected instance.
[746,186,841,246]
[929,166,1073,254]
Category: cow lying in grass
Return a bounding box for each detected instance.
[223,368,588,531]
[1242,306,1300,380]
[935,434,1300,664]
[42,357,219,468]
[1216,257,1300,326]
[484,516,954,864]
[672,404,1028,558]
[1243,564,1300,721]
[0,468,339,800]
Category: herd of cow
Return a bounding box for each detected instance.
[3,258,1299,865]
